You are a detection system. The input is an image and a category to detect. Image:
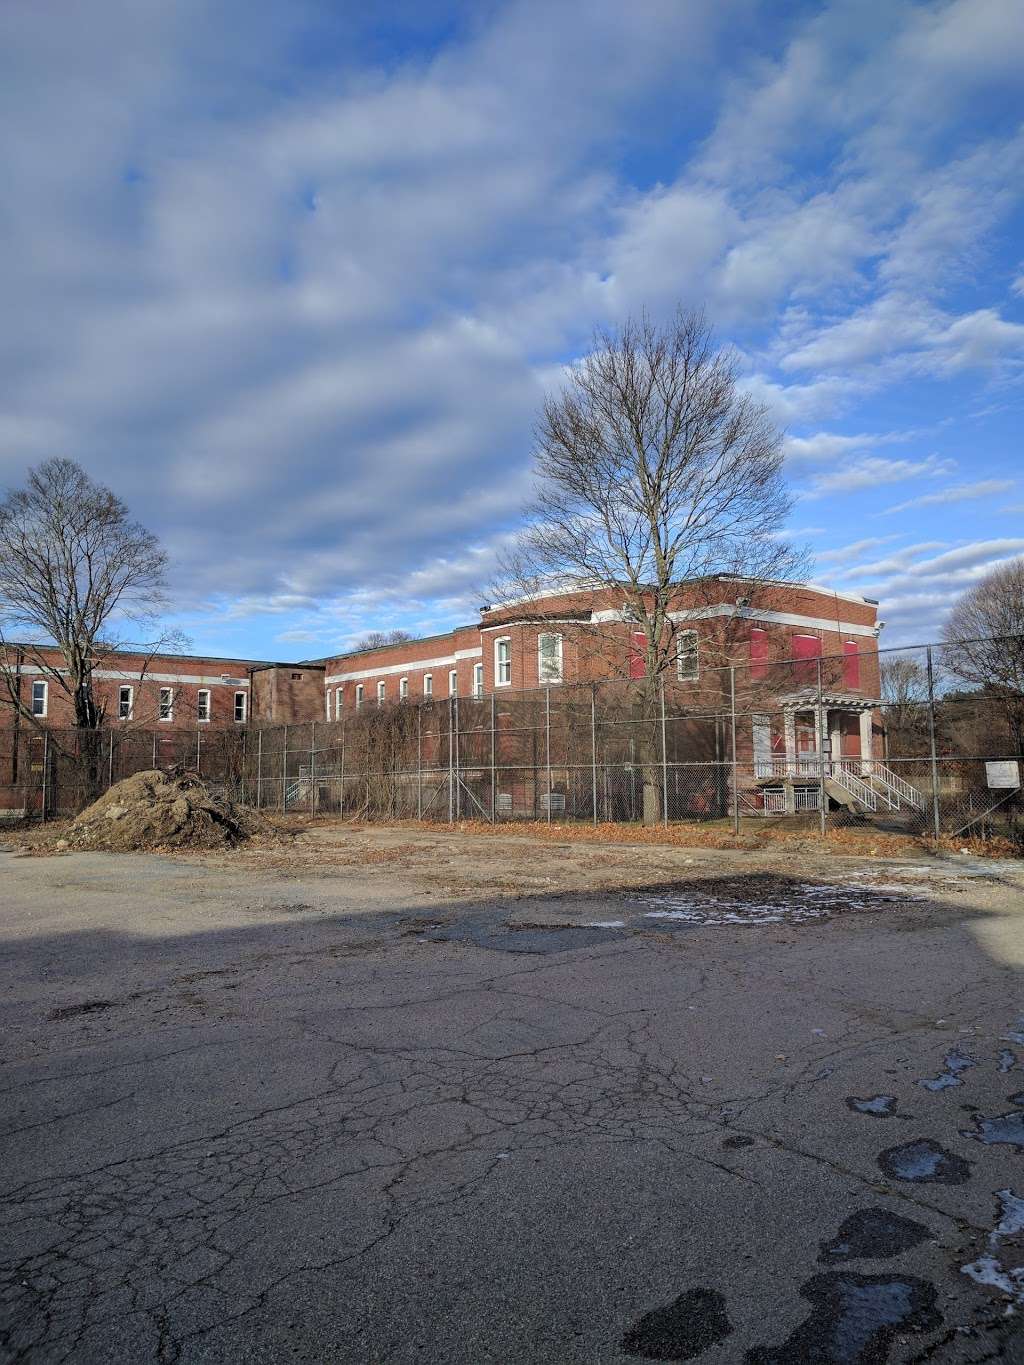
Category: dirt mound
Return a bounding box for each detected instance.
[57,770,275,852]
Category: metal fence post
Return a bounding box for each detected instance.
[730,666,740,835]
[310,720,316,818]
[590,683,598,825]
[108,730,114,790]
[545,685,552,823]
[448,696,455,823]
[196,727,201,775]
[41,731,48,823]
[816,657,827,836]
[926,646,942,842]
[417,706,423,820]
[256,728,263,809]
[340,713,346,818]
[490,694,496,823]
[281,724,288,812]
[151,731,157,770]
[660,679,669,827]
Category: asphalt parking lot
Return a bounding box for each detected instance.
[2,830,1024,1362]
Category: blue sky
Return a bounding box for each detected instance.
[1,0,1022,659]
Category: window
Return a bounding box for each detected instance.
[197,689,211,723]
[473,662,484,697]
[376,680,386,705]
[334,688,343,720]
[159,687,174,721]
[843,641,861,690]
[449,668,458,696]
[676,630,699,682]
[495,637,511,686]
[31,680,47,717]
[234,691,247,723]
[355,684,364,710]
[118,685,133,721]
[423,673,433,698]
[792,634,822,684]
[629,630,646,680]
[399,677,409,701]
[750,627,768,681]
[538,633,563,684]
[291,672,302,680]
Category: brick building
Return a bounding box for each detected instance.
[3,577,913,817]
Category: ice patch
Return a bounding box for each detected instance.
[637,878,924,927]
[962,1189,1024,1307]
[919,1047,976,1092]
[583,920,625,929]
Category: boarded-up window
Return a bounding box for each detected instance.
[843,640,860,689]
[792,634,821,684]
[676,630,699,681]
[628,630,646,680]
[750,627,768,680]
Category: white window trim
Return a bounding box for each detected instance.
[449,669,458,697]
[473,662,484,698]
[376,680,386,705]
[355,684,364,710]
[30,679,48,718]
[234,690,247,723]
[197,688,212,723]
[537,632,563,685]
[118,685,134,721]
[159,687,174,722]
[494,636,512,686]
[423,673,433,697]
[334,687,343,720]
[399,676,409,700]
[676,629,699,683]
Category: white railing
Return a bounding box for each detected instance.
[754,757,822,779]
[829,761,878,811]
[861,761,925,811]
[794,787,821,812]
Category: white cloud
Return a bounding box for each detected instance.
[802,454,955,499]
[882,479,1014,515]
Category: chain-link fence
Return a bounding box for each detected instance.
[3,634,1022,847]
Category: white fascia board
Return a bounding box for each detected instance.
[668,606,877,637]
[325,647,481,686]
[480,619,582,631]
[17,664,250,686]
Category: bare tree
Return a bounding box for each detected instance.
[0,458,186,731]
[880,656,930,755]
[943,557,1024,751]
[353,629,414,652]
[498,307,803,820]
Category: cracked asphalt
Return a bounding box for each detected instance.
[2,830,1024,1362]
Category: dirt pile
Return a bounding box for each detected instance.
[56,771,276,852]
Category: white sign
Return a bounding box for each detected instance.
[986,760,1021,790]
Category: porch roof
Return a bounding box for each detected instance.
[777,689,880,712]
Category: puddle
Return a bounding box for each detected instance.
[745,1272,940,1363]
[877,1137,970,1184]
[1003,1018,1024,1046]
[636,877,926,927]
[621,1286,731,1360]
[846,1095,896,1118]
[998,1049,1018,1074]
[819,1209,933,1263]
[960,1110,1024,1151]
[426,919,621,955]
[919,1048,976,1092]
[962,1188,1024,1307]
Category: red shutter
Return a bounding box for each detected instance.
[629,630,646,680]
[792,634,821,684]
[750,627,768,680]
[843,640,860,689]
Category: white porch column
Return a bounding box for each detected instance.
[859,710,873,773]
[829,714,843,772]
[783,710,796,774]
